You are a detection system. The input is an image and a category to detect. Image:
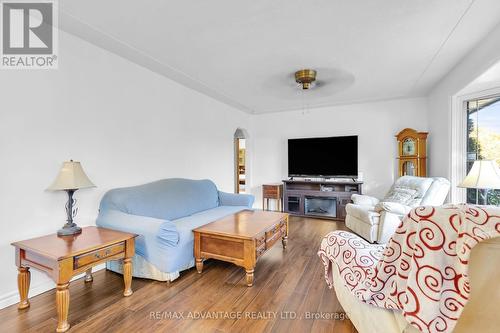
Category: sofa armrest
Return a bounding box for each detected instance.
[96,209,179,250]
[377,211,405,244]
[351,194,380,206]
[376,203,412,244]
[218,191,255,208]
[374,202,412,215]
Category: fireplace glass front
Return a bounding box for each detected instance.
[304,196,337,218]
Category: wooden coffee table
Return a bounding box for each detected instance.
[11,227,137,332]
[193,210,289,286]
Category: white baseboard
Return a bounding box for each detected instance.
[0,264,105,310]
[0,279,56,310]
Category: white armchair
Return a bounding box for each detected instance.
[345,176,450,243]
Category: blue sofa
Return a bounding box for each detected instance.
[96,178,254,281]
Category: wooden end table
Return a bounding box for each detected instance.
[11,226,137,332]
[262,184,283,212]
[193,210,289,287]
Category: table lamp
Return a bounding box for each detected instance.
[458,160,500,205]
[47,160,96,236]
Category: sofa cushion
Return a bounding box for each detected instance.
[420,177,451,206]
[389,176,434,207]
[99,178,220,220]
[383,187,417,205]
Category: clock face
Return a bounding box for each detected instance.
[403,138,416,156]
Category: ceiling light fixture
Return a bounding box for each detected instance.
[295,69,317,90]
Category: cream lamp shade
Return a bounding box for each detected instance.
[47,160,95,191]
[458,160,500,189]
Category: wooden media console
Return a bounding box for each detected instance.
[283,179,363,221]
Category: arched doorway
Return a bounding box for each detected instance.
[234,128,249,193]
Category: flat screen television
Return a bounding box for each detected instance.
[288,135,358,178]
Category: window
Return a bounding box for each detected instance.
[466,95,500,204]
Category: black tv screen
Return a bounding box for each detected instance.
[288,135,358,177]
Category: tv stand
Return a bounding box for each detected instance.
[283,179,363,221]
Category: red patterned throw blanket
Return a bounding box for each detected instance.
[318,204,500,333]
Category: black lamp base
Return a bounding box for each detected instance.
[57,224,82,236]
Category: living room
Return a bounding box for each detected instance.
[1,1,500,333]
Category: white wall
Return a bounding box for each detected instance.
[0,30,249,308]
[249,98,429,207]
[427,22,500,180]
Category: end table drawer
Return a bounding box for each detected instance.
[263,186,280,198]
[74,243,125,269]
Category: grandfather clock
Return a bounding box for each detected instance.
[396,128,428,177]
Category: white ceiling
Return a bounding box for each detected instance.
[59,1,500,114]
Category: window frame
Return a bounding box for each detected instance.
[451,87,500,203]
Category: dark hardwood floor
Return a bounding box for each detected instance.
[0,216,357,333]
